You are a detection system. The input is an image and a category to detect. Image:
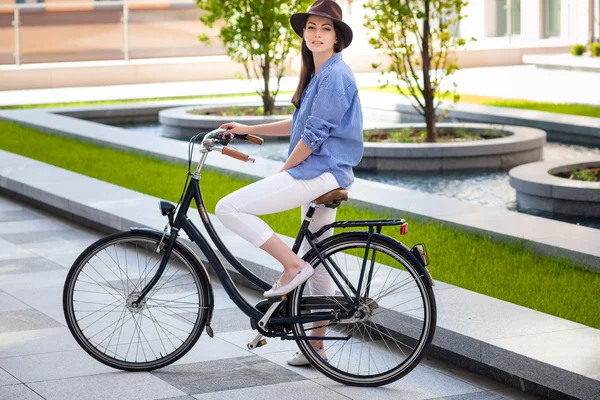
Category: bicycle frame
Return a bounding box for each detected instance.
[132,142,411,334]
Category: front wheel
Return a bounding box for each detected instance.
[288,232,436,387]
[63,231,210,371]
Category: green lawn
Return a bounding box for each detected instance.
[1,120,599,329]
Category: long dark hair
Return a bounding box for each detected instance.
[291,20,345,109]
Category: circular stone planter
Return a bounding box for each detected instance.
[358,123,546,172]
[509,158,600,218]
[158,103,292,140]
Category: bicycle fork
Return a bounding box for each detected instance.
[131,225,179,309]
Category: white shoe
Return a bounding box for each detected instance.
[263,262,314,298]
[286,347,328,366]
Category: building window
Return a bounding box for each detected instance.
[495,0,521,37]
[543,0,561,38]
[441,9,461,37]
[510,0,521,35]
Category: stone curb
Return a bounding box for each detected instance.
[509,158,600,218]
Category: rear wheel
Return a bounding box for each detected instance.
[288,233,436,386]
[63,231,210,371]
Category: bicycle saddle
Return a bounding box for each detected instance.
[314,188,348,209]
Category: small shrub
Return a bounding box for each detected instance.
[590,43,600,57]
[570,168,600,182]
[571,44,586,56]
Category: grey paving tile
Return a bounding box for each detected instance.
[192,380,348,400]
[258,350,324,380]
[211,285,262,310]
[0,197,23,213]
[19,238,99,259]
[152,355,305,395]
[163,397,197,400]
[0,367,19,386]
[0,349,115,383]
[0,384,43,399]
[488,388,543,400]
[427,392,506,399]
[172,334,252,366]
[0,239,39,261]
[421,356,507,392]
[0,292,30,313]
[0,209,42,223]
[9,285,64,324]
[0,229,98,245]
[0,310,62,334]
[29,372,186,400]
[216,329,300,355]
[0,327,80,358]
[314,363,484,400]
[39,252,78,268]
[0,218,84,235]
[0,256,64,276]
[209,307,253,333]
[0,269,67,292]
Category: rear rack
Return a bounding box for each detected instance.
[312,218,406,239]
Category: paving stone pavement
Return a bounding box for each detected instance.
[0,194,543,400]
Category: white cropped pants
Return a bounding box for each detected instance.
[215,171,340,295]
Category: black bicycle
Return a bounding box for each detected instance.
[63,128,436,387]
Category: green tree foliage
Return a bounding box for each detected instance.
[364,0,473,141]
[196,0,313,115]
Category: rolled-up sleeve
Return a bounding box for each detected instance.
[301,75,352,151]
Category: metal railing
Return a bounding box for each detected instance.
[0,0,196,66]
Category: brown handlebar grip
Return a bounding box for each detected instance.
[222,146,250,162]
[246,134,264,146]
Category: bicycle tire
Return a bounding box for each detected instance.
[63,231,210,371]
[288,232,436,387]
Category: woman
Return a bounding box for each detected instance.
[215,0,363,365]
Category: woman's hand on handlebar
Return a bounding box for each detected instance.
[219,122,252,135]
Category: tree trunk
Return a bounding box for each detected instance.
[421,0,437,142]
[424,108,438,142]
[262,59,275,116]
[590,0,596,44]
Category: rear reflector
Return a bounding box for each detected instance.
[400,223,408,235]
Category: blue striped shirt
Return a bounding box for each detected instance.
[287,52,364,189]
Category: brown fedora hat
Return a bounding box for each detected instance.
[290,0,353,49]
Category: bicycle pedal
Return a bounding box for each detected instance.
[267,295,287,303]
[247,333,267,350]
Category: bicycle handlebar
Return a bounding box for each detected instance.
[200,128,263,164]
[235,134,264,146]
[221,146,254,163]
